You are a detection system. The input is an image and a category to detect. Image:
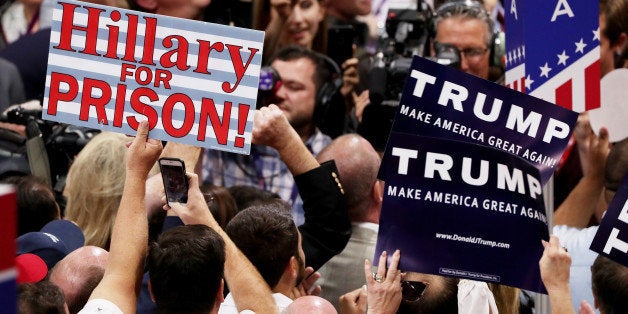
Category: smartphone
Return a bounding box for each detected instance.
[327,25,355,68]
[158,157,189,207]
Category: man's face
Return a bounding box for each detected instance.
[271,58,318,131]
[436,16,490,80]
[329,0,372,19]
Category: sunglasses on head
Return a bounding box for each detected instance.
[401,280,429,302]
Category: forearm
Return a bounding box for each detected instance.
[276,131,319,176]
[554,175,604,227]
[91,173,148,311]
[548,286,575,314]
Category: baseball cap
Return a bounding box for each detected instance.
[15,253,48,283]
[17,220,85,269]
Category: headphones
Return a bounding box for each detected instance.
[257,51,343,124]
[430,0,505,68]
[315,53,343,108]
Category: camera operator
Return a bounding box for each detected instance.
[432,0,501,82]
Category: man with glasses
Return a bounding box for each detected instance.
[432,0,495,80]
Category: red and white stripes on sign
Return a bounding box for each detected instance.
[529,47,601,113]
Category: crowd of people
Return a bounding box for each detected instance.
[2,0,628,313]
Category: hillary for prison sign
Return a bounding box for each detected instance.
[43,0,264,154]
[380,56,579,184]
[376,133,549,293]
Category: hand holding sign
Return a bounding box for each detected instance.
[539,235,574,314]
[364,250,402,314]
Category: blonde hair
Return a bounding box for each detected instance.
[64,132,128,249]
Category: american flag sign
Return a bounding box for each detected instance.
[505,0,600,113]
[43,0,265,154]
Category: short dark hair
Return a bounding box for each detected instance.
[225,200,299,288]
[591,255,628,314]
[227,185,280,212]
[2,175,59,236]
[148,225,225,313]
[18,281,67,314]
[269,45,330,91]
[201,184,238,228]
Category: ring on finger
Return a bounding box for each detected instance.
[373,273,384,283]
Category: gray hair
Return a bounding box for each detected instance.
[433,0,494,47]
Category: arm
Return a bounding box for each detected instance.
[554,127,609,227]
[87,121,163,312]
[169,173,279,314]
[539,235,575,314]
[252,105,351,270]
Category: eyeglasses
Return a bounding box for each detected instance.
[401,280,429,302]
[460,47,489,59]
[433,41,489,61]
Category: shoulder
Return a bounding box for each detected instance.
[552,225,599,262]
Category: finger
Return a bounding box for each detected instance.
[310,285,321,296]
[376,250,387,277]
[579,300,595,314]
[548,235,561,249]
[135,120,150,144]
[364,259,374,285]
[386,250,400,282]
[598,127,609,144]
[186,172,199,189]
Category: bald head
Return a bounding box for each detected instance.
[316,134,381,221]
[49,246,109,313]
[284,296,338,314]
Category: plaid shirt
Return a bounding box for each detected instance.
[202,129,331,225]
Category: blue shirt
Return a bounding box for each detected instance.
[202,129,331,225]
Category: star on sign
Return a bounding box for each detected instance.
[540,62,551,78]
[525,74,534,90]
[575,38,587,53]
[593,27,600,41]
[557,50,569,66]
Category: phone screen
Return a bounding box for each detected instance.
[159,159,188,205]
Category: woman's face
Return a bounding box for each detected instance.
[278,0,325,48]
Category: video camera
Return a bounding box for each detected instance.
[360,1,462,151]
[369,3,462,107]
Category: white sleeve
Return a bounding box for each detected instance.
[457,279,499,314]
[78,299,123,314]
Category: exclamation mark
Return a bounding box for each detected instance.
[234,104,249,148]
